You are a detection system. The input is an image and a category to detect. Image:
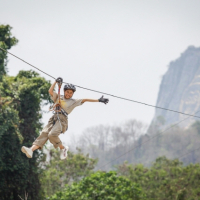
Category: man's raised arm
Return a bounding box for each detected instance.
[48,81,57,97]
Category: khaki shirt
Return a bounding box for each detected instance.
[51,92,83,114]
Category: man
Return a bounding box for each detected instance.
[21,77,109,160]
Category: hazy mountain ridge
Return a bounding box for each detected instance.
[153,46,200,128]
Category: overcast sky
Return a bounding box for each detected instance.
[1,0,200,141]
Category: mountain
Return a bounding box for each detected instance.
[152,46,200,129]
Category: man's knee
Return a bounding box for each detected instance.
[48,133,56,141]
[48,132,61,144]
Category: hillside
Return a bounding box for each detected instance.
[153,46,200,129]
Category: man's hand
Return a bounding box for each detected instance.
[98,95,109,104]
[56,77,63,84]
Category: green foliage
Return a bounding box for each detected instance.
[0,71,51,200]
[116,156,200,200]
[0,24,18,80]
[0,97,27,199]
[40,148,97,197]
[0,96,22,142]
[48,171,145,200]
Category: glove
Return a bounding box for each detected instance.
[98,95,109,104]
[56,77,63,84]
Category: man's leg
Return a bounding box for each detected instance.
[48,120,63,149]
[48,120,69,159]
[31,145,40,151]
[21,122,52,158]
[59,144,65,149]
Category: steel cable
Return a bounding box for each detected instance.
[1,46,200,119]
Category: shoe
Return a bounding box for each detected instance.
[21,146,33,158]
[60,146,69,160]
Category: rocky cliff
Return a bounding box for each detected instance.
[153,46,200,129]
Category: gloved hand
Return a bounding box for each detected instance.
[56,77,63,84]
[98,95,109,104]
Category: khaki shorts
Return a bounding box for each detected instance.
[33,114,68,149]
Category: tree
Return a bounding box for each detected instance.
[191,120,200,134]
[40,147,97,197]
[49,171,145,200]
[0,25,18,80]
[76,120,147,170]
[116,157,200,200]
[0,70,51,200]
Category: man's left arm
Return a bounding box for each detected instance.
[81,96,109,104]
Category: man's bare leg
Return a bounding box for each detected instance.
[27,144,67,159]
[31,144,64,151]
[59,144,64,149]
[31,145,40,151]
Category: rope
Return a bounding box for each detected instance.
[1,46,200,119]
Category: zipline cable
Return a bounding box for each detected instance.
[98,110,200,170]
[1,46,200,119]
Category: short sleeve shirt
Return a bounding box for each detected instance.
[51,92,83,114]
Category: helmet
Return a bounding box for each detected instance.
[64,83,76,92]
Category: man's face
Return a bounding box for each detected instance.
[64,89,74,99]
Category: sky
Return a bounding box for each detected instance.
[1,0,200,142]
